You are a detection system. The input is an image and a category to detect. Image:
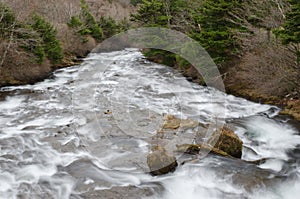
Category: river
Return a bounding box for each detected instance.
[0,49,300,199]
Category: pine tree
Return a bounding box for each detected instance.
[275,0,300,62]
[192,0,244,64]
[0,3,16,37]
[31,15,63,64]
[80,0,103,41]
[130,0,169,27]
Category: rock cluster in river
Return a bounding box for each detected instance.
[146,115,243,176]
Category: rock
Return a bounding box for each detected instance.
[207,127,243,158]
[176,143,230,157]
[162,115,181,129]
[80,185,159,199]
[147,146,178,176]
[180,118,199,129]
[159,115,243,158]
[162,114,199,129]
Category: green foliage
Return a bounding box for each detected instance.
[68,1,129,42]
[98,16,129,38]
[21,41,45,64]
[131,0,245,66]
[0,3,16,36]
[274,0,300,62]
[0,4,53,64]
[191,0,244,64]
[130,0,143,6]
[130,0,169,27]
[67,16,83,28]
[67,0,103,41]
[144,49,176,66]
[31,14,63,64]
[80,0,103,40]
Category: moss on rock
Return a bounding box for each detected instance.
[207,127,243,158]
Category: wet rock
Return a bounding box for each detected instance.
[207,127,243,158]
[147,146,178,176]
[159,115,243,158]
[176,143,230,157]
[79,185,159,199]
[162,114,199,130]
[180,118,199,129]
[162,115,181,129]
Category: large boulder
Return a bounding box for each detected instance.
[159,115,243,158]
[175,126,243,159]
[207,127,243,158]
[147,146,178,176]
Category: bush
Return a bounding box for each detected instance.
[67,16,83,28]
[130,0,143,6]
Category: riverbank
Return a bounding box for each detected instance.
[0,0,134,87]
[1,44,299,122]
[145,49,300,123]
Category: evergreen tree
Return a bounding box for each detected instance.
[31,15,63,64]
[275,0,300,63]
[131,0,245,66]
[0,3,16,37]
[130,0,169,27]
[67,0,103,42]
[80,0,103,41]
[192,0,244,64]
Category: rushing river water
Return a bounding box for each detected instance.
[0,49,300,199]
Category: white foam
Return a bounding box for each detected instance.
[250,178,300,199]
[0,96,24,110]
[150,164,243,199]
[258,159,285,172]
[237,116,300,161]
[0,172,15,192]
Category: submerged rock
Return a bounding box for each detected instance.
[147,146,178,176]
[162,115,181,129]
[207,127,243,158]
[162,114,199,129]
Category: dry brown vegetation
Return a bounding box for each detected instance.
[0,0,134,87]
[1,0,134,23]
[0,42,51,86]
[222,0,299,103]
[224,28,296,102]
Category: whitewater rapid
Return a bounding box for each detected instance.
[0,49,299,199]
